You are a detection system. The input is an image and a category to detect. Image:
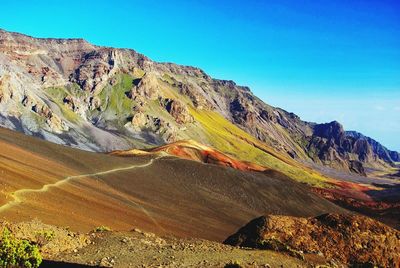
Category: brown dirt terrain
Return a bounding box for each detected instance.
[224,213,400,267]
[2,220,308,268]
[0,127,346,242]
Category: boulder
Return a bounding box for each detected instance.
[224,213,400,267]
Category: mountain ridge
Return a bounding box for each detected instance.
[0,28,397,176]
[346,130,400,162]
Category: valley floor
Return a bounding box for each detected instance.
[304,160,400,229]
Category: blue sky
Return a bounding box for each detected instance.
[1,0,399,150]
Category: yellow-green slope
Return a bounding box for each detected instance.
[190,108,331,187]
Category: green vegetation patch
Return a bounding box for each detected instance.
[93,226,111,232]
[161,73,176,85]
[44,86,80,123]
[0,228,42,268]
[97,73,134,121]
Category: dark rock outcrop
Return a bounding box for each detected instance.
[224,213,400,267]
[160,98,193,124]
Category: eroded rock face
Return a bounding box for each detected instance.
[313,121,345,143]
[0,75,13,103]
[224,213,400,267]
[177,82,213,110]
[128,73,160,103]
[347,131,400,163]
[308,123,352,171]
[160,98,193,124]
[349,160,366,175]
[21,94,68,133]
[88,96,101,111]
[71,49,118,93]
[61,95,100,118]
[353,139,373,162]
[308,121,397,174]
[63,96,77,111]
[230,97,256,126]
[129,112,177,142]
[390,151,400,162]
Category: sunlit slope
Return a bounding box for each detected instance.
[189,108,331,187]
[0,127,344,241]
[0,126,157,228]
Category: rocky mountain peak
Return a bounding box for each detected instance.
[307,120,399,175]
[347,130,400,163]
[313,121,345,142]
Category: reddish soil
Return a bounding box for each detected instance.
[111,140,267,172]
[312,180,400,229]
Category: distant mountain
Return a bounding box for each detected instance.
[346,131,400,162]
[0,29,397,176]
[307,121,399,175]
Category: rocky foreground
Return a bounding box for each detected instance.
[1,220,304,268]
[2,213,400,267]
[224,213,400,267]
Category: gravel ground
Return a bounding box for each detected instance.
[54,228,307,268]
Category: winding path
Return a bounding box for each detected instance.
[0,157,161,213]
